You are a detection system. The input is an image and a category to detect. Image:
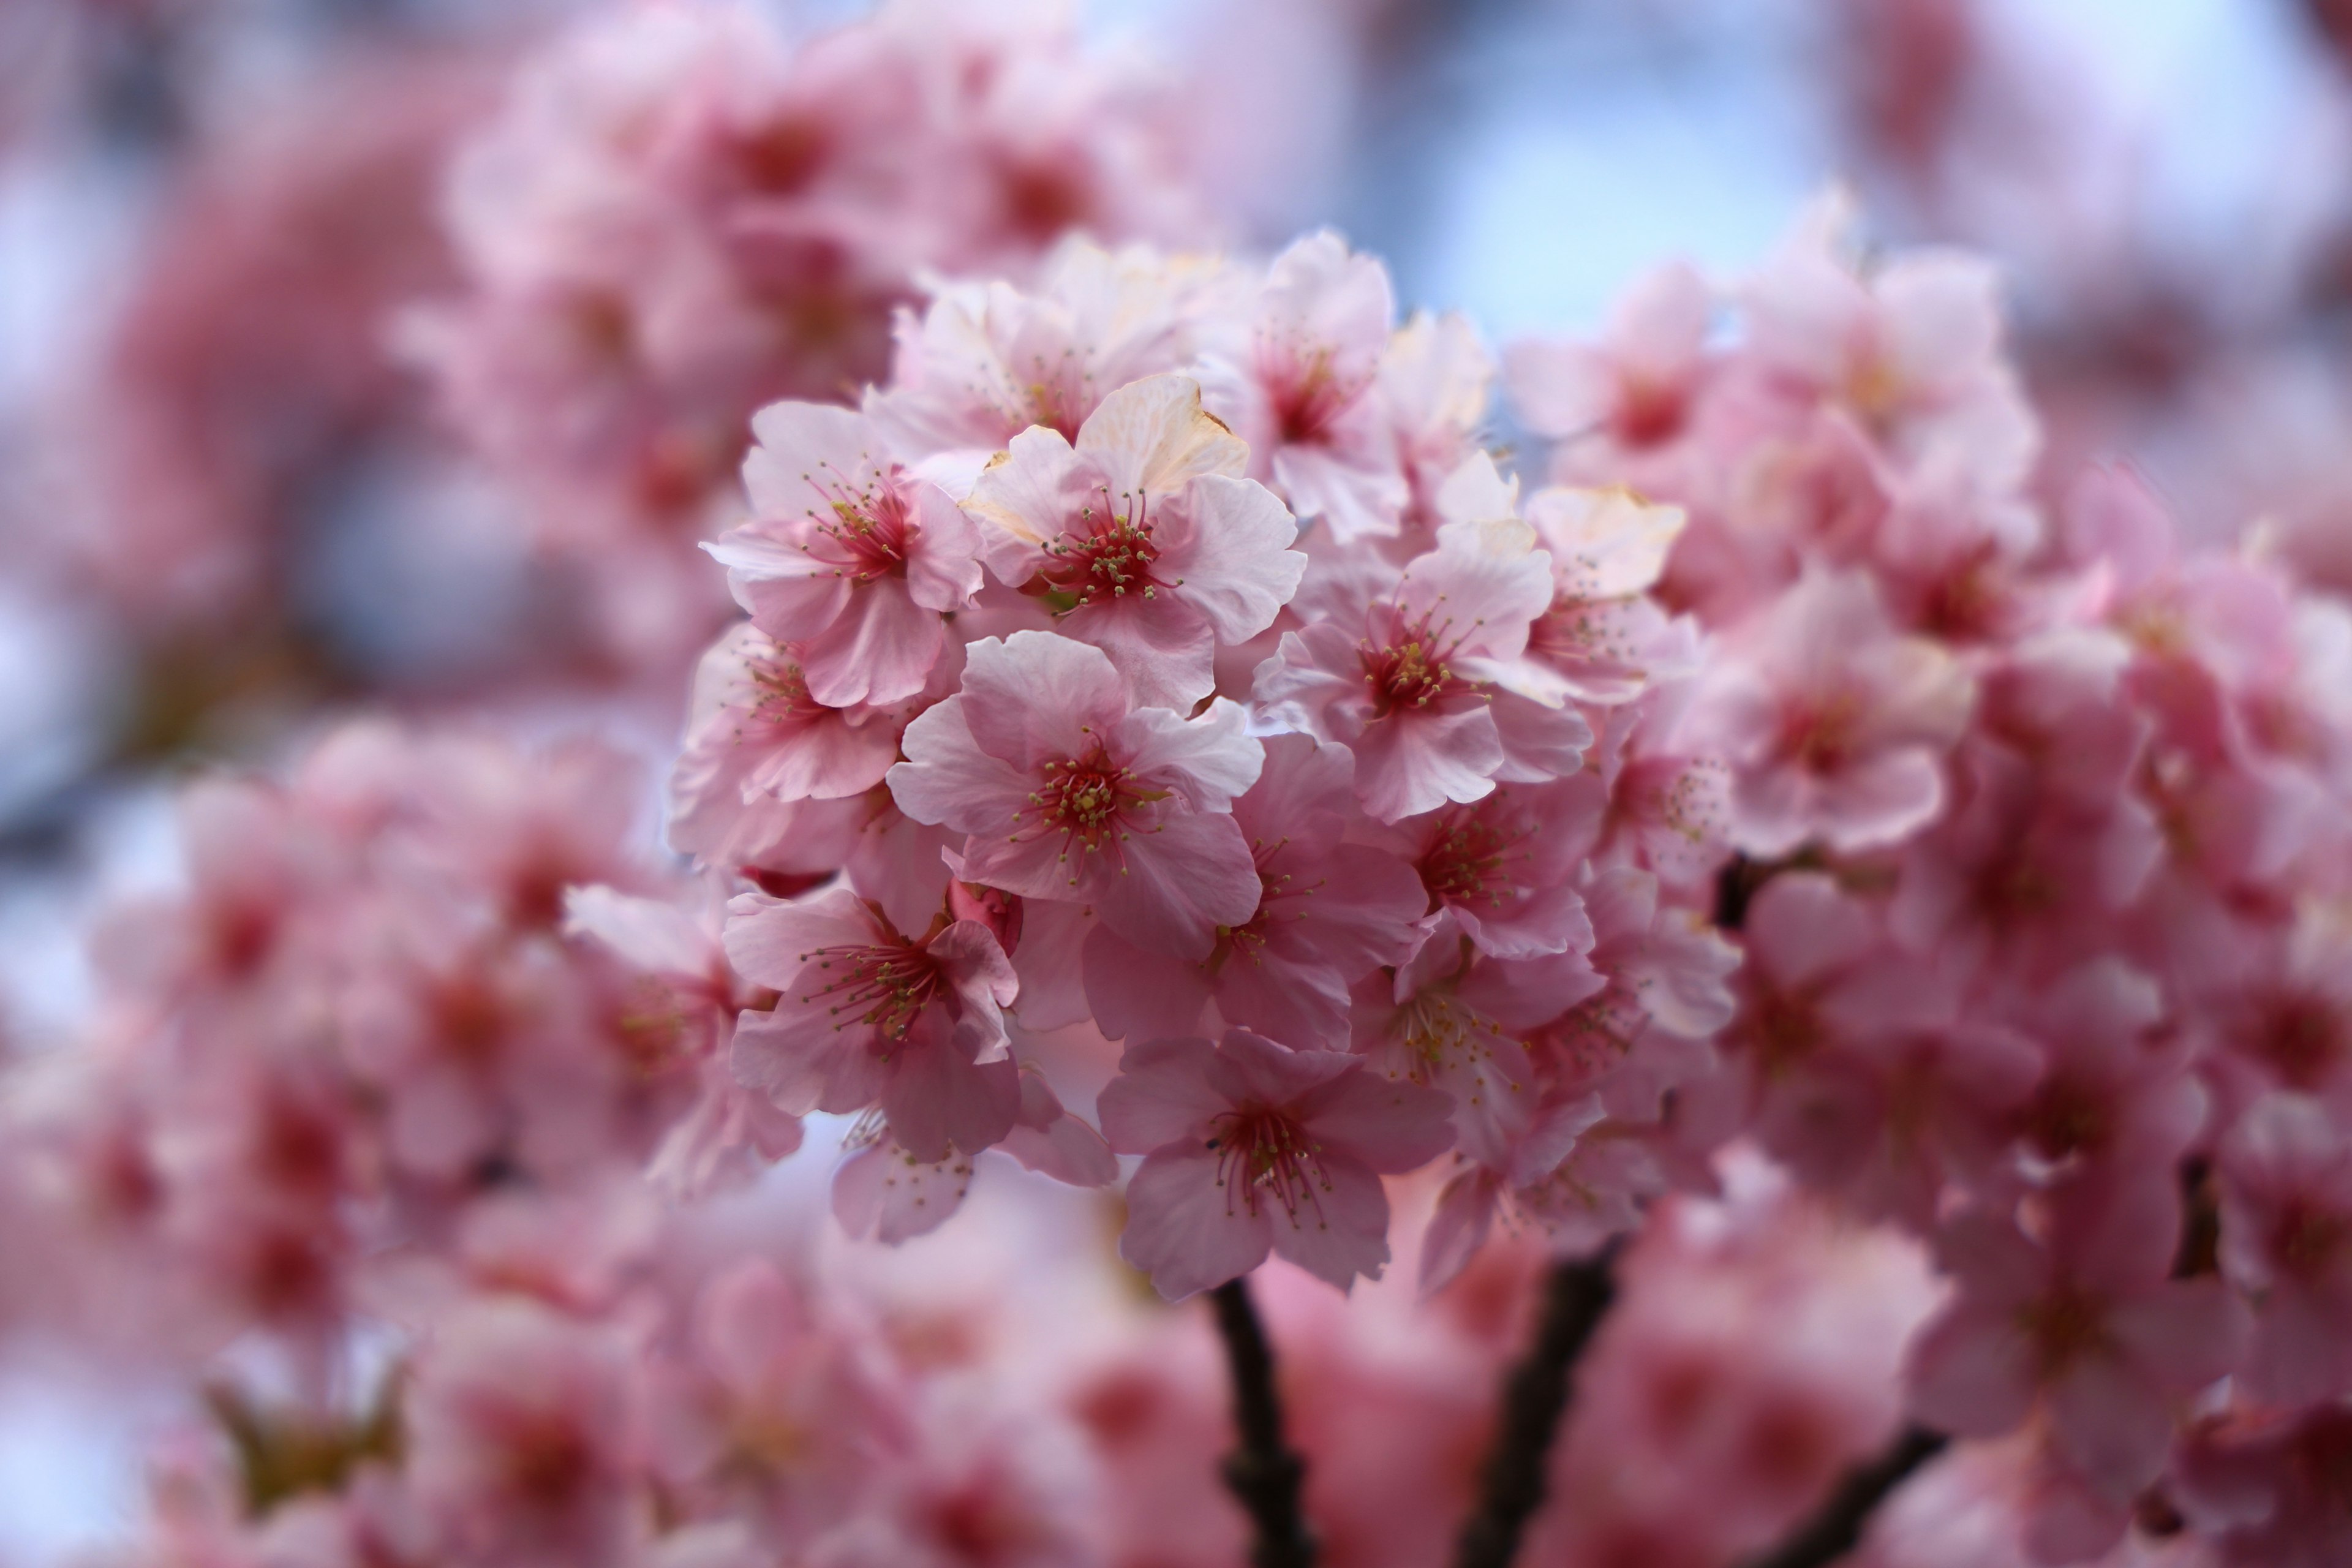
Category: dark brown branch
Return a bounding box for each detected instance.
[1452,1240,1624,1568]
[1736,1425,1950,1568]
[1208,1276,1317,1568]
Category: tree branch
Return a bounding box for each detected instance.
[1208,1276,1317,1568]
[1736,1425,1949,1568]
[1451,1240,1624,1568]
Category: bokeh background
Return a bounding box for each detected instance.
[3,0,2346,1558]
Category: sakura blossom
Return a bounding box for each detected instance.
[1098,1029,1453,1298]
[16,7,2352,1564]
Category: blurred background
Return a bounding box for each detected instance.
[3,0,2349,1558]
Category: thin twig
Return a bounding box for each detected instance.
[1451,1240,1624,1568]
[1208,1276,1317,1568]
[1736,1425,1950,1568]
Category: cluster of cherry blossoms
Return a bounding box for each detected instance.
[659,223,1742,1300]
[17,6,2352,1567]
[1509,192,2352,1564]
[405,0,1210,668]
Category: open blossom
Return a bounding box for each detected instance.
[1400,779,1600,960]
[668,624,911,872]
[864,236,1219,461]
[725,888,1021,1163]
[1907,1187,2248,1507]
[1255,511,1589,821]
[1681,567,1973,854]
[405,1297,646,1568]
[704,401,983,706]
[1212,231,1405,541]
[1743,191,2038,489]
[1079,734,1429,1047]
[1521,484,1694,705]
[888,630,1264,957]
[1099,1030,1453,1299]
[962,374,1304,709]
[1353,919,1603,1169]
[2215,1093,2352,1406]
[1507,259,1714,481]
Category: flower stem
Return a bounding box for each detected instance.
[1208,1276,1317,1568]
[1451,1240,1624,1568]
[1736,1425,1949,1568]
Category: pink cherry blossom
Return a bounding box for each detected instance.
[1254,513,1590,821]
[888,630,1265,957]
[1681,567,1973,854]
[864,237,1219,461]
[1908,1186,2248,1506]
[1211,231,1406,541]
[1507,259,1715,481]
[404,1297,646,1568]
[725,888,1020,1163]
[1099,1030,1453,1298]
[1398,778,1600,960]
[1520,484,1696,706]
[2214,1093,2352,1406]
[1352,917,1603,1169]
[962,374,1305,709]
[1079,734,1428,1047]
[668,624,911,873]
[705,401,983,706]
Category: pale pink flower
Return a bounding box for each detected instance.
[1907,1187,2248,1506]
[725,888,1020,1163]
[1681,567,1973,854]
[1079,734,1429,1047]
[644,1259,908,1539]
[2215,1093,2352,1406]
[1997,959,2204,1188]
[667,624,910,871]
[405,1297,646,1568]
[705,401,984,706]
[1398,779,1601,960]
[1717,870,1918,1096]
[1520,484,1695,706]
[1212,231,1406,542]
[962,374,1304,709]
[888,630,1265,958]
[1099,1030,1453,1298]
[1524,864,1740,1123]
[563,884,805,1196]
[1352,919,1604,1169]
[1254,514,1590,821]
[1743,191,2039,489]
[404,731,659,933]
[1507,259,1714,476]
[864,238,1222,461]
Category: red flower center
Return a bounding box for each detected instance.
[1205,1104,1330,1222]
[1041,488,1163,609]
[796,938,946,1042]
[1418,809,1528,910]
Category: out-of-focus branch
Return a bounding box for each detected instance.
[1736,1425,1950,1568]
[1208,1276,1317,1568]
[1451,1240,1624,1568]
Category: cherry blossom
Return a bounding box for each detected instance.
[962,374,1305,708]
[706,401,983,706]
[888,630,1264,957]
[1099,1030,1453,1298]
[1255,510,1589,821]
[725,888,1021,1163]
